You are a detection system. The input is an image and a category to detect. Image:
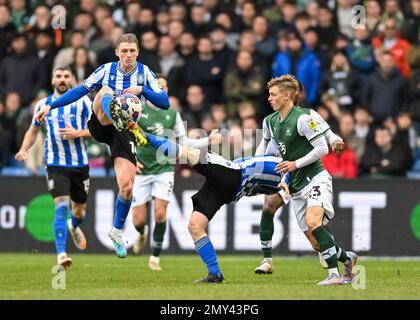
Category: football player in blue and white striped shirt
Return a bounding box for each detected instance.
[35,33,170,258]
[16,67,92,269]
[140,132,290,283]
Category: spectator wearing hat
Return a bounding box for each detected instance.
[272,31,321,105]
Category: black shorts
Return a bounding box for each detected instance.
[88,112,137,166]
[46,166,90,203]
[191,152,242,221]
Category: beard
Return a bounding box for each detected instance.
[55,83,70,94]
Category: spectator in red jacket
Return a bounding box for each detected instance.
[321,143,358,179]
[372,17,412,78]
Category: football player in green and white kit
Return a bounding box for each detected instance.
[254,80,346,274]
[131,75,222,270]
[263,75,357,286]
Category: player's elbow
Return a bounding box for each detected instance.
[319,144,329,157]
[160,96,170,109]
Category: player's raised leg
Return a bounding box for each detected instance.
[53,196,72,269]
[108,157,136,258]
[189,211,224,283]
[67,201,87,250]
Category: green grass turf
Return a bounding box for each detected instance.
[0,253,419,299]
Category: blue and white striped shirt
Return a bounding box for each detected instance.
[233,155,290,202]
[32,94,92,168]
[204,152,290,203]
[82,61,165,102]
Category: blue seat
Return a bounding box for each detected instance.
[407,171,420,179]
[1,166,32,176]
[90,167,107,177]
[411,158,420,172]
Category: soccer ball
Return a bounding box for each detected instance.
[113,93,143,122]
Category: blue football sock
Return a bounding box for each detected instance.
[53,200,69,255]
[113,195,132,230]
[70,213,84,229]
[145,133,180,158]
[101,93,113,122]
[194,236,221,277]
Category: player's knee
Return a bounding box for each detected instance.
[72,207,85,219]
[120,186,133,199]
[306,216,321,230]
[119,181,133,198]
[188,219,202,239]
[155,211,166,223]
[99,85,113,95]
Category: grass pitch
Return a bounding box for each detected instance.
[0,253,419,300]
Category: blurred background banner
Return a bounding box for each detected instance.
[0,176,419,256]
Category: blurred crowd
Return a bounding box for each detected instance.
[0,0,419,179]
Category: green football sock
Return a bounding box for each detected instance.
[312,226,338,271]
[259,212,274,258]
[152,221,167,257]
[135,224,145,235]
[335,245,350,263]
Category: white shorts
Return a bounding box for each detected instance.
[132,172,175,206]
[290,170,335,232]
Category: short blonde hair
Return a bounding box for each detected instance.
[115,33,139,49]
[267,75,299,93]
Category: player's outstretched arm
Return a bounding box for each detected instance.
[36,85,90,122]
[15,125,40,162]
